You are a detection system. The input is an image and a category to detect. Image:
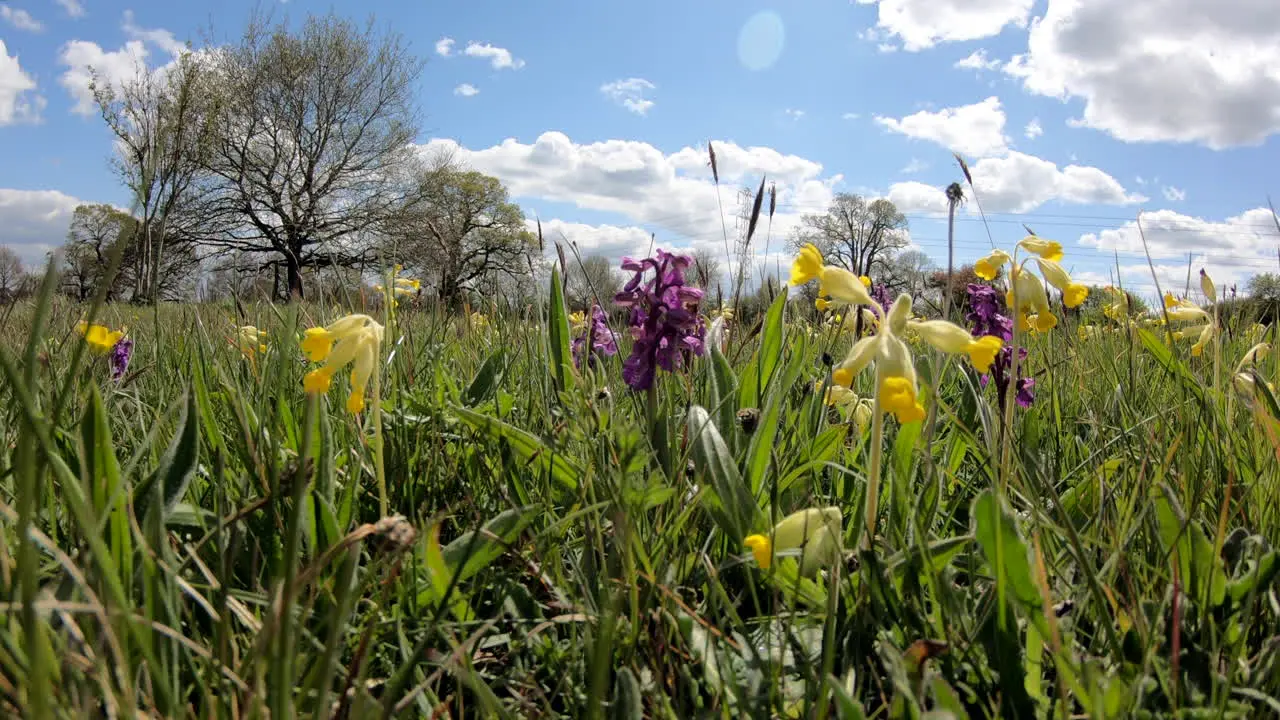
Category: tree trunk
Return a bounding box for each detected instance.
[286,251,305,302]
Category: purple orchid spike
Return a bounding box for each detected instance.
[616,249,707,390]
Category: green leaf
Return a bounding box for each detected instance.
[547,265,575,394]
[972,490,1042,612]
[452,405,581,490]
[610,667,643,720]
[442,505,540,583]
[79,385,121,517]
[465,349,506,406]
[752,288,788,407]
[1228,551,1279,602]
[686,405,758,542]
[134,388,200,524]
[707,344,739,454]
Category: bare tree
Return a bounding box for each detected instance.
[565,255,621,310]
[195,12,423,301]
[0,246,26,303]
[883,249,935,296]
[60,204,137,301]
[691,247,723,293]
[787,193,909,277]
[93,50,218,303]
[387,164,537,307]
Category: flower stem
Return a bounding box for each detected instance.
[372,357,388,517]
[864,388,884,549]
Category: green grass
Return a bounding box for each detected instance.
[2,259,1280,719]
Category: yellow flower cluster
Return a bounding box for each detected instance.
[744,507,843,577]
[816,380,874,431]
[77,321,124,354]
[301,314,384,413]
[973,236,1089,332]
[1160,291,1215,357]
[237,325,268,357]
[792,243,1003,424]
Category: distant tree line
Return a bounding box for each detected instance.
[45,10,540,306]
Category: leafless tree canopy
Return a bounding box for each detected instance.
[565,255,622,311]
[193,12,423,300]
[787,193,909,277]
[691,247,723,293]
[93,50,217,303]
[60,203,200,302]
[0,247,30,303]
[386,161,538,307]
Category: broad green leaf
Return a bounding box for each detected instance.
[442,505,540,583]
[972,490,1041,611]
[686,405,758,542]
[610,667,643,720]
[134,388,200,524]
[452,405,581,490]
[547,266,575,394]
[465,349,506,406]
[707,344,739,454]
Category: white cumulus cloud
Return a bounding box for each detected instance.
[887,151,1144,214]
[600,78,656,115]
[435,37,454,56]
[453,83,479,97]
[55,0,83,19]
[875,96,1010,157]
[1,5,44,32]
[0,188,84,267]
[954,49,1001,71]
[856,0,1034,51]
[1162,185,1186,202]
[414,132,841,261]
[1024,118,1043,139]
[1004,0,1280,148]
[0,39,43,125]
[463,41,524,70]
[58,12,186,115]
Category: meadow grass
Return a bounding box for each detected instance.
[2,256,1280,719]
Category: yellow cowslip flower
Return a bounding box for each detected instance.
[974,249,1012,281]
[815,297,832,312]
[393,277,420,298]
[830,293,927,424]
[1101,286,1129,321]
[1006,263,1058,332]
[237,325,268,356]
[569,311,588,333]
[790,244,875,308]
[1163,292,1181,309]
[1239,343,1271,370]
[1199,269,1216,304]
[818,266,875,307]
[907,320,1004,373]
[1164,298,1209,324]
[77,321,124,354]
[1189,324,1215,357]
[790,243,824,286]
[859,275,872,288]
[470,312,489,329]
[1017,236,1064,262]
[300,314,384,414]
[818,380,858,407]
[1034,258,1089,309]
[744,507,843,577]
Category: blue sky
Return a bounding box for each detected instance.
[1,0,1278,296]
